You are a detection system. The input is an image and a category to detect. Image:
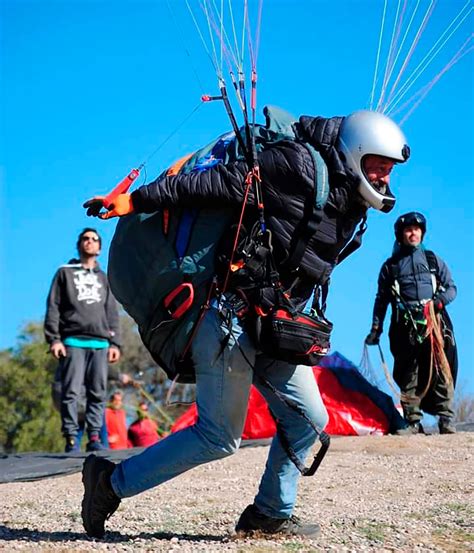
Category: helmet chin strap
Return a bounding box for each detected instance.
[373,182,387,194]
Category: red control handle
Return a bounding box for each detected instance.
[103,169,140,209]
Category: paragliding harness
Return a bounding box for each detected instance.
[176,109,334,476]
[389,249,439,345]
[385,249,454,401]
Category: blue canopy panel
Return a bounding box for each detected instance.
[319,351,406,433]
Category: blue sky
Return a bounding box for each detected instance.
[1,1,473,394]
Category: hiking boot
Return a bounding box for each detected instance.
[81,454,121,539]
[439,418,456,434]
[65,436,79,453]
[235,504,320,537]
[394,422,425,436]
[86,434,104,452]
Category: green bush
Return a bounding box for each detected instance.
[0,323,63,453]
[0,315,182,453]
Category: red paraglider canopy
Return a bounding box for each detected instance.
[171,352,405,438]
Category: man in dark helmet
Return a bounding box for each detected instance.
[365,212,458,435]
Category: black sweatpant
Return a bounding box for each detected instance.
[58,347,108,438]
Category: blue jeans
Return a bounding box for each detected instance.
[111,307,328,518]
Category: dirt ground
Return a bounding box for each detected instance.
[0,432,473,552]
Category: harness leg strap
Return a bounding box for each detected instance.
[256,373,330,476]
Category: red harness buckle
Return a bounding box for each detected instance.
[163,283,194,319]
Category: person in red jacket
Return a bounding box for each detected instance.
[128,402,160,448]
[105,391,129,450]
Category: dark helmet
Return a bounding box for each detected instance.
[394,212,426,242]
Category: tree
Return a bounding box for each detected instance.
[114,312,160,377]
[0,315,195,453]
[453,383,474,423]
[0,323,63,453]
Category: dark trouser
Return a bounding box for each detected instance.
[389,312,455,423]
[59,347,108,438]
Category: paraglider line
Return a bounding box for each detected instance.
[385,3,473,114]
[369,0,388,110]
[384,0,436,108]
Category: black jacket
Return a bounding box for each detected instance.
[131,115,367,304]
[372,245,457,331]
[44,259,121,346]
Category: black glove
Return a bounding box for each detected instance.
[83,196,106,217]
[365,327,381,346]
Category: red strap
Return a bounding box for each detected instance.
[163,283,194,320]
[221,170,255,294]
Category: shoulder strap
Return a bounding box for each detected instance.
[424,249,438,274]
[305,145,330,210]
[284,147,329,271]
[424,249,439,294]
[387,256,401,298]
[388,255,400,280]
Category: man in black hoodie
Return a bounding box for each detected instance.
[45,228,121,452]
[365,212,457,435]
[80,110,410,539]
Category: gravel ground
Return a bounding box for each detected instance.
[0,433,473,552]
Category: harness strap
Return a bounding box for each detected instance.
[424,249,439,295]
[284,148,328,272]
[179,277,217,362]
[256,373,330,476]
[221,169,257,294]
[336,216,368,265]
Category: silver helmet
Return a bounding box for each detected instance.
[336,110,410,213]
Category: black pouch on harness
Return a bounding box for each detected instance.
[259,308,333,365]
[220,222,333,366]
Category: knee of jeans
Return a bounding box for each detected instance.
[204,434,241,460]
[319,406,330,431]
[301,407,329,447]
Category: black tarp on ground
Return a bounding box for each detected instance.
[0,440,272,484]
[0,448,146,484]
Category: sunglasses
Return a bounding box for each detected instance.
[82,235,100,242]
